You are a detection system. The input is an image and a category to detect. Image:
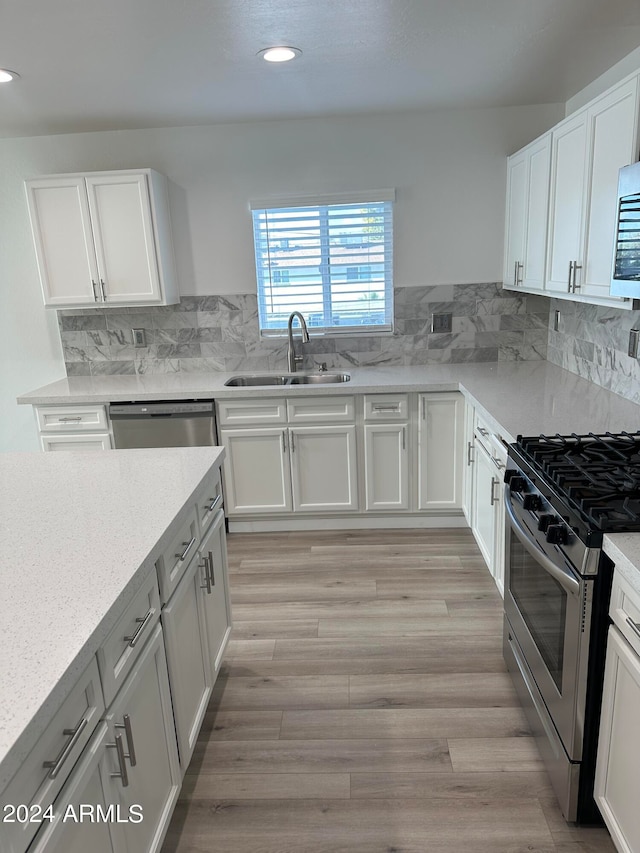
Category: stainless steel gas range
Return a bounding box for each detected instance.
[503,431,640,824]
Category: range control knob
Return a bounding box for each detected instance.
[546,524,567,545]
[522,494,542,512]
[537,514,556,533]
[509,476,526,494]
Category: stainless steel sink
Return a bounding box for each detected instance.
[224,372,350,387]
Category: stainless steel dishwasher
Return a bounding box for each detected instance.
[109,401,216,448]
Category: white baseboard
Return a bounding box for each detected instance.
[227,513,468,533]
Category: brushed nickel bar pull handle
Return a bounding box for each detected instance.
[108,733,129,787]
[124,607,155,647]
[572,261,582,291]
[514,260,519,287]
[492,457,505,470]
[490,476,499,506]
[208,551,216,586]
[421,396,426,420]
[373,405,400,412]
[100,279,107,301]
[516,262,523,286]
[58,416,82,422]
[91,280,99,301]
[568,261,574,291]
[477,427,489,437]
[467,441,474,466]
[626,615,640,640]
[200,556,212,594]
[115,714,137,767]
[175,537,196,561]
[43,716,88,779]
[290,431,295,452]
[282,431,286,453]
[205,494,222,513]
[402,427,406,451]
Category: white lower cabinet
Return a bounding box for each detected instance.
[34,405,112,452]
[103,624,180,853]
[595,569,640,853]
[363,423,409,511]
[471,437,496,567]
[417,393,464,510]
[219,428,291,513]
[290,425,358,512]
[461,401,475,524]
[199,510,233,679]
[161,552,212,772]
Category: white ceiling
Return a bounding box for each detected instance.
[2,0,640,138]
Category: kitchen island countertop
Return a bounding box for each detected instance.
[0,446,224,792]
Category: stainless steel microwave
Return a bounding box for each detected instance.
[611,161,640,297]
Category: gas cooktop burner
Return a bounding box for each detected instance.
[515,431,640,531]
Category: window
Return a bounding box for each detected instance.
[250,191,394,335]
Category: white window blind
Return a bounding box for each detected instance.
[251,192,394,335]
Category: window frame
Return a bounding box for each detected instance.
[250,190,395,337]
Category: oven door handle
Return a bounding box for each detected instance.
[505,494,581,597]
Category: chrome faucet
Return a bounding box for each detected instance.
[286,311,310,372]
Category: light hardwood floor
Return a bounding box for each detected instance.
[162,529,615,853]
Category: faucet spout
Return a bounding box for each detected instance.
[287,311,310,372]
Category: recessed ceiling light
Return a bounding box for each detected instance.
[258,46,301,63]
[0,69,19,83]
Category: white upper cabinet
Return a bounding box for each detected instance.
[503,133,551,293]
[504,72,640,309]
[25,169,179,309]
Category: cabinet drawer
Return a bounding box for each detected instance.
[196,468,224,534]
[364,394,408,421]
[41,433,112,452]
[155,507,200,602]
[473,410,493,454]
[287,396,355,423]
[0,658,104,853]
[35,405,108,432]
[610,571,640,657]
[217,398,287,426]
[97,570,161,706]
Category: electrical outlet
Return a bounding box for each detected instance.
[629,328,640,359]
[553,309,560,332]
[431,313,452,334]
[132,328,146,348]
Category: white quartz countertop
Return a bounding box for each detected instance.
[0,446,224,791]
[18,360,640,444]
[604,534,640,598]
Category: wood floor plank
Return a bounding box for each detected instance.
[233,555,469,573]
[188,738,452,774]
[350,770,555,799]
[317,615,501,638]
[348,672,521,708]
[273,634,504,662]
[162,798,556,853]
[223,639,275,661]
[279,708,530,740]
[180,772,351,800]
[230,579,377,603]
[197,710,283,741]
[447,736,545,772]
[231,619,319,639]
[231,598,449,621]
[210,675,350,711]
[376,577,497,599]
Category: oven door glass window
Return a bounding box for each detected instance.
[509,536,567,692]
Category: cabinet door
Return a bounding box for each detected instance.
[522,134,552,292]
[162,553,212,772]
[471,440,496,571]
[41,433,112,451]
[28,724,119,853]
[86,173,162,304]
[363,423,409,511]
[290,425,358,512]
[199,509,233,681]
[105,624,180,853]
[546,111,588,294]
[25,177,99,306]
[220,428,292,514]
[581,77,640,300]
[503,150,527,289]
[461,402,475,524]
[595,625,640,853]
[417,393,464,510]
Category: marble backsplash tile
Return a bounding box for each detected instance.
[58,283,549,376]
[546,298,640,405]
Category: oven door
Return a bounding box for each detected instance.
[504,491,591,760]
